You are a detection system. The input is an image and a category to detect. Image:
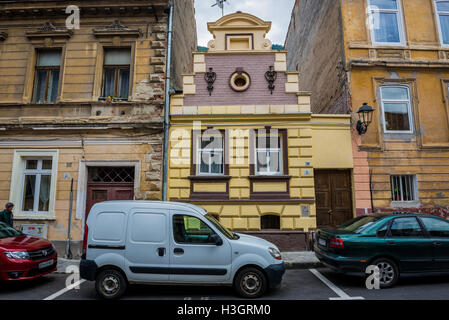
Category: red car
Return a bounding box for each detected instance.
[0,222,57,281]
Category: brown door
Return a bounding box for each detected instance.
[85,167,135,222]
[315,170,353,227]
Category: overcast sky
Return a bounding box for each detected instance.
[194,0,295,47]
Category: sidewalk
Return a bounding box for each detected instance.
[55,251,322,274]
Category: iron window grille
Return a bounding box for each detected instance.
[390,175,417,202]
[88,167,134,183]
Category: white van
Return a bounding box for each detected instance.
[80,201,285,299]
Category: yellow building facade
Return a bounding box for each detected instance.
[167,12,354,250]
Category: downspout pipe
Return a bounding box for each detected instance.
[162,0,174,201]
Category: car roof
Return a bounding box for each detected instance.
[369,213,447,219]
[90,201,207,215]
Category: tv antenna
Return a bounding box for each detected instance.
[211,0,230,16]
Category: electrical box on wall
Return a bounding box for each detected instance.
[20,224,48,239]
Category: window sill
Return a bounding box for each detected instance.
[14,214,56,221]
[188,175,231,181]
[248,175,291,181]
[390,201,421,209]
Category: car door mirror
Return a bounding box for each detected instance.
[209,234,223,246]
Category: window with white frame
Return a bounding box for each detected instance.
[21,159,53,213]
[435,1,449,46]
[255,133,282,176]
[390,175,418,202]
[198,134,224,175]
[380,85,414,133]
[367,0,406,45]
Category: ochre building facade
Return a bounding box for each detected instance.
[286,0,449,219]
[0,0,196,256]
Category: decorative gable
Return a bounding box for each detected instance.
[93,20,142,38]
[25,22,73,40]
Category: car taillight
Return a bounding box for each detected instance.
[329,238,344,249]
[82,224,88,259]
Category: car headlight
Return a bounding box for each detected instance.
[268,247,282,260]
[4,251,30,260]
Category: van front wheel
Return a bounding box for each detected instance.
[95,269,127,300]
[234,267,267,298]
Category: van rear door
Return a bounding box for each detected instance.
[125,208,170,283]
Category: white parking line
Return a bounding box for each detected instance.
[43,279,86,301]
[309,269,364,300]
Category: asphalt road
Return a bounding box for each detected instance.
[2,268,449,300]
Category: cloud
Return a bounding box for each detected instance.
[195,0,295,46]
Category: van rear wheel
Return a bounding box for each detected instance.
[234,267,267,299]
[95,269,127,300]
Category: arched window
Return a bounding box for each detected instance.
[261,215,280,230]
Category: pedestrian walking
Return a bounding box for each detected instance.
[0,202,14,227]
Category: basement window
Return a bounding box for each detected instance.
[390,175,417,202]
[261,215,280,230]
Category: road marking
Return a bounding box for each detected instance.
[309,269,364,300]
[43,279,86,300]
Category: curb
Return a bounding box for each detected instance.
[284,261,324,270]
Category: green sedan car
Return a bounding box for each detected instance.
[314,213,449,288]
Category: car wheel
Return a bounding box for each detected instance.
[234,267,267,299]
[95,269,127,300]
[372,258,399,288]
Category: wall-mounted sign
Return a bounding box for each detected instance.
[301,205,309,217]
[20,224,48,239]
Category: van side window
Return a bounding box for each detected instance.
[173,215,215,244]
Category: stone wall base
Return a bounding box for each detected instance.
[239,231,310,252]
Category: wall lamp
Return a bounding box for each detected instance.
[356,103,375,135]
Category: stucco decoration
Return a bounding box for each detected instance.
[25,22,73,39]
[93,20,142,38]
[230,68,251,92]
[207,11,272,51]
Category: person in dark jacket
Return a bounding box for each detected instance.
[0,202,14,227]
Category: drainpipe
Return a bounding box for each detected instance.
[162,0,174,201]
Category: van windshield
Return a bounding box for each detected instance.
[204,214,237,240]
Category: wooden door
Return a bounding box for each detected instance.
[315,170,353,227]
[85,184,134,221]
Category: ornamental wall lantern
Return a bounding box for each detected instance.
[265,65,277,94]
[204,67,217,96]
[356,102,375,135]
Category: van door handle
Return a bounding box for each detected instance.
[174,248,184,255]
[434,241,442,246]
[157,247,166,257]
[387,241,396,245]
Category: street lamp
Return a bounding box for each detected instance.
[356,102,375,135]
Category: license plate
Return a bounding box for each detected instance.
[318,238,327,247]
[38,259,54,269]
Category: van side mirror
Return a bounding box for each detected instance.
[209,234,223,246]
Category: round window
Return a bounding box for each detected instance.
[230,72,251,92]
